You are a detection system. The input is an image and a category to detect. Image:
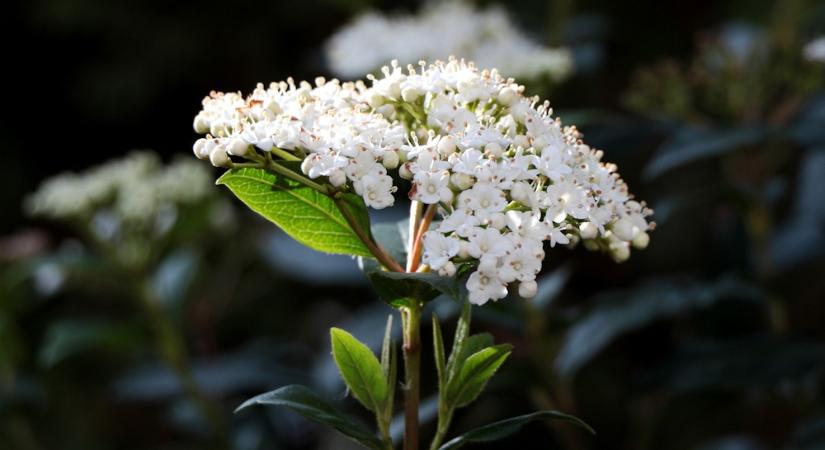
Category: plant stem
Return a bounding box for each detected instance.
[333,196,405,272]
[409,204,438,273]
[137,283,227,440]
[401,303,422,450]
[263,159,330,194]
[429,407,453,450]
[270,147,302,161]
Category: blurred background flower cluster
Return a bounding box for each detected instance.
[2,0,825,449]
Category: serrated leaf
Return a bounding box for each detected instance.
[217,167,372,257]
[438,410,595,450]
[367,271,462,308]
[235,385,384,450]
[331,328,389,413]
[446,344,512,408]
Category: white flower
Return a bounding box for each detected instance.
[413,170,454,204]
[466,227,512,259]
[498,243,542,283]
[356,173,395,209]
[422,232,460,270]
[505,211,548,242]
[467,268,509,305]
[458,182,507,219]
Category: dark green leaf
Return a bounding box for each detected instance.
[330,328,388,413]
[360,220,408,273]
[380,315,397,424]
[235,385,384,450]
[367,271,462,308]
[438,410,595,450]
[555,276,763,375]
[446,344,512,408]
[217,167,372,257]
[445,300,472,382]
[643,125,771,179]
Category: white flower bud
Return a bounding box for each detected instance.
[632,231,650,250]
[513,134,530,149]
[611,243,630,263]
[193,138,209,159]
[382,151,399,169]
[510,182,534,206]
[611,217,637,242]
[450,172,474,190]
[439,261,457,277]
[209,146,231,168]
[227,138,250,157]
[401,87,421,102]
[437,135,457,156]
[193,114,210,134]
[399,162,413,180]
[458,240,470,259]
[488,212,506,230]
[579,221,598,240]
[518,279,538,298]
[369,94,385,108]
[387,82,402,100]
[328,169,347,187]
[498,87,518,106]
[301,157,314,175]
[485,142,503,158]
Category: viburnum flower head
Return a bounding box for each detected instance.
[191,58,654,306]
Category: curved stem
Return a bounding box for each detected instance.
[402,303,422,450]
[333,196,405,272]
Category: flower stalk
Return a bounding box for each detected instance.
[401,302,422,450]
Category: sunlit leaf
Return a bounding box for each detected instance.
[217,167,372,257]
[330,328,388,413]
[446,344,512,408]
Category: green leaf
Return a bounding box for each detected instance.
[445,300,472,382]
[438,410,595,450]
[367,271,462,308]
[360,220,408,273]
[235,385,384,450]
[432,314,446,389]
[380,315,397,427]
[452,333,494,371]
[643,125,771,179]
[446,344,512,408]
[217,167,372,257]
[330,328,389,413]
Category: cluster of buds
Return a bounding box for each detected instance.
[192,58,653,305]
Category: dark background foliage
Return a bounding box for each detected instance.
[2,1,824,450]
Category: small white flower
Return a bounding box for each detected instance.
[413,170,454,204]
[505,211,548,242]
[458,182,507,219]
[467,268,508,305]
[422,232,460,270]
[466,227,512,259]
[356,173,395,209]
[499,243,542,283]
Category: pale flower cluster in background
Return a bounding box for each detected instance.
[26,152,215,236]
[324,2,573,82]
[804,36,825,63]
[192,58,652,305]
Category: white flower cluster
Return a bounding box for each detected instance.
[804,36,825,63]
[325,2,573,82]
[27,152,214,230]
[192,58,652,305]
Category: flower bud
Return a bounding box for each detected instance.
[437,135,457,156]
[488,212,506,230]
[578,221,598,240]
[193,114,210,134]
[399,162,413,180]
[611,243,630,263]
[450,172,474,190]
[439,261,457,277]
[369,94,385,108]
[485,142,503,158]
[209,146,231,168]
[227,138,250,157]
[583,239,599,251]
[498,87,518,106]
[518,279,538,298]
[632,231,650,250]
[458,240,470,259]
[401,87,421,102]
[301,156,314,175]
[382,151,399,170]
[193,138,209,159]
[611,217,636,242]
[328,169,347,187]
